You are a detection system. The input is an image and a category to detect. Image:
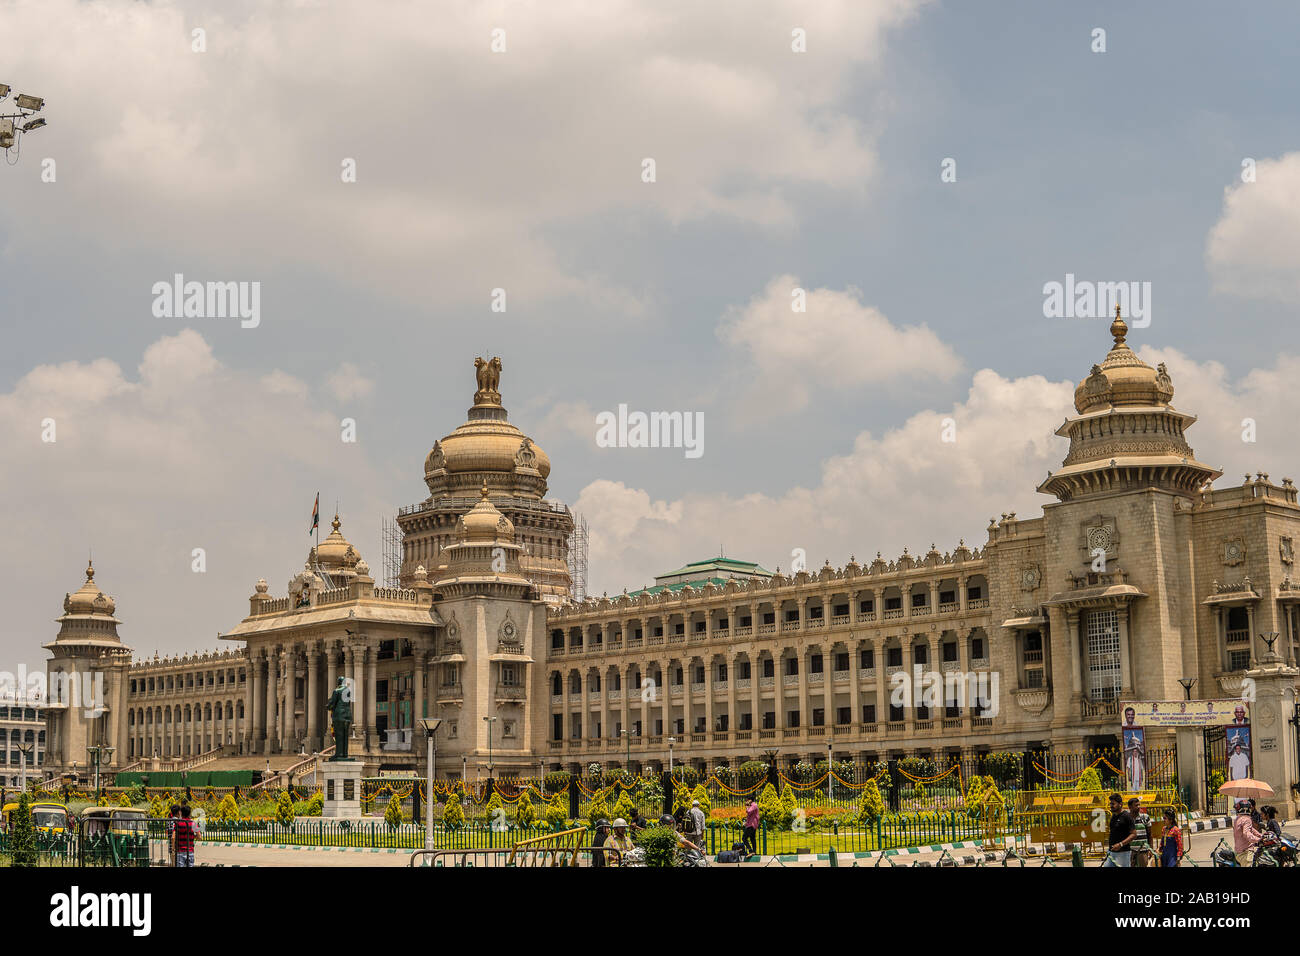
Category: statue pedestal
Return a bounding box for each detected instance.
[321,761,362,818]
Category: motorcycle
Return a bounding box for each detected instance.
[1252,832,1299,867]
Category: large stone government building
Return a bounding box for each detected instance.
[41,315,1300,786]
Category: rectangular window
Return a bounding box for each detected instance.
[740,712,753,730]
[740,616,752,627]
[717,663,727,681]
[834,652,849,671]
[972,638,985,659]
[1085,609,1122,701]
[887,647,903,668]
[762,711,775,729]
[836,706,851,725]
[785,658,799,676]
[943,642,958,662]
[812,708,825,726]
[862,703,876,722]
[911,591,927,608]
[694,620,706,633]
[809,605,823,619]
[860,648,874,669]
[859,599,874,613]
[885,597,902,610]
[810,654,823,674]
[888,704,904,722]
[552,715,563,740]
[739,661,751,679]
[787,711,800,728]
[762,659,775,678]
[968,585,982,600]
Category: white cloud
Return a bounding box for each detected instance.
[579,348,1300,595]
[1206,152,1300,302]
[327,362,375,403]
[0,330,391,661]
[0,0,927,312]
[717,274,964,411]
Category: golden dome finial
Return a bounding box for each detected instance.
[1110,303,1128,348]
[331,513,341,533]
[85,558,94,582]
[480,482,490,499]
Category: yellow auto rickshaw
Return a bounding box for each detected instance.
[1,800,72,836]
[79,806,149,838]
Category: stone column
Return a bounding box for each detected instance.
[412,645,425,729]
[849,640,862,730]
[822,645,834,733]
[306,643,320,750]
[725,654,737,739]
[1243,654,1300,819]
[797,646,810,736]
[750,655,762,736]
[621,664,632,740]
[703,656,714,739]
[874,639,888,727]
[243,660,256,753]
[661,658,671,736]
[366,641,378,746]
[264,649,278,753]
[683,658,694,738]
[251,651,265,751]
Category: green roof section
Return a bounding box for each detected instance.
[657,556,772,579]
[625,576,731,598]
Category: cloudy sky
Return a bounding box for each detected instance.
[2,0,1298,661]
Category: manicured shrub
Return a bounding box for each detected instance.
[384,795,404,830]
[515,791,536,828]
[585,791,611,823]
[689,783,710,815]
[1076,767,1104,792]
[779,784,797,829]
[543,792,567,828]
[274,790,295,825]
[117,791,133,807]
[634,826,678,868]
[9,793,37,867]
[214,794,239,822]
[611,789,637,823]
[443,793,466,829]
[758,783,783,829]
[305,791,324,816]
[857,778,885,824]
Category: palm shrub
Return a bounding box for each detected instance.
[117,791,133,807]
[384,795,404,830]
[274,790,294,826]
[444,793,466,829]
[9,793,37,867]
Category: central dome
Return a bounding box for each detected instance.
[423,356,552,500]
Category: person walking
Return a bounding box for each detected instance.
[687,799,707,848]
[742,797,759,856]
[1159,808,1183,868]
[1103,793,1134,867]
[173,804,198,867]
[1127,797,1152,868]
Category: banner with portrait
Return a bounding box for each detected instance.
[1120,699,1249,728]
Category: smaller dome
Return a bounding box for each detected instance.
[1074,308,1174,413]
[64,561,116,617]
[457,485,515,542]
[311,513,363,570]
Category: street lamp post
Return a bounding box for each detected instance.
[483,716,498,779]
[668,737,676,779]
[418,719,442,853]
[621,728,637,770]
[86,745,114,800]
[1178,677,1197,701]
[17,743,33,793]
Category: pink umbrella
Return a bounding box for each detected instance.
[1218,778,1274,800]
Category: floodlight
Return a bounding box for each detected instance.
[0,119,13,150]
[14,94,43,111]
[22,117,45,132]
[0,84,10,99]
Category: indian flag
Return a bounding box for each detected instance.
[309,492,319,535]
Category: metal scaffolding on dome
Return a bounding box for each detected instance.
[381,514,403,588]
